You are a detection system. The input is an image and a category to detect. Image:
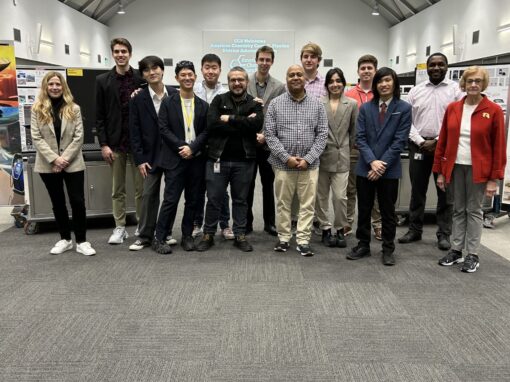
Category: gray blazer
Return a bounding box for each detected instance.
[319,95,358,173]
[247,72,285,117]
[31,104,85,173]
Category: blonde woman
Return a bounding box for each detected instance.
[31,71,96,256]
[434,66,506,272]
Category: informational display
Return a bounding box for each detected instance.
[0,41,23,206]
[202,31,295,82]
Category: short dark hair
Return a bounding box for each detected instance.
[175,60,196,75]
[357,54,378,69]
[256,45,275,61]
[372,67,400,100]
[426,52,448,66]
[228,66,248,80]
[325,68,346,93]
[138,56,164,73]
[201,53,221,68]
[110,37,132,54]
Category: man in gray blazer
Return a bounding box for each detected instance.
[246,46,285,236]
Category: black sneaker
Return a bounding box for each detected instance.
[438,249,463,266]
[181,236,195,251]
[346,245,371,260]
[233,234,253,252]
[461,254,479,273]
[196,233,214,252]
[321,229,337,247]
[152,239,172,255]
[382,251,396,266]
[297,244,314,257]
[274,241,290,252]
[336,231,347,248]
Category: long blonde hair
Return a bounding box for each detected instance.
[32,71,77,125]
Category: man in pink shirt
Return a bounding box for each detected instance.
[345,54,382,241]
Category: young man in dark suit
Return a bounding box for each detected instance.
[152,61,209,254]
[128,55,178,251]
[347,67,412,266]
[95,37,145,245]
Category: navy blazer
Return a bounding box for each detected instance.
[157,93,209,170]
[355,98,411,179]
[129,85,178,170]
[95,66,144,147]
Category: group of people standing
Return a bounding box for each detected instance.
[31,37,506,273]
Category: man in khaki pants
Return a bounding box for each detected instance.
[95,37,144,244]
[264,65,328,257]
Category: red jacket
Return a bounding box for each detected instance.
[433,95,506,184]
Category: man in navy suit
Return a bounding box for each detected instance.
[347,67,411,265]
[128,55,178,251]
[152,61,209,254]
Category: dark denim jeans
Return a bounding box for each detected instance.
[203,160,255,236]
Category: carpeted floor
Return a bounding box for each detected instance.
[0,215,509,381]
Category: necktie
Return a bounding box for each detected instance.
[379,102,387,124]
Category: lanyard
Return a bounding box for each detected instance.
[180,96,195,137]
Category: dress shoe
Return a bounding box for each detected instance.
[437,235,451,251]
[264,224,278,236]
[181,236,195,251]
[321,229,337,247]
[346,245,371,260]
[336,231,347,248]
[382,251,396,266]
[398,231,422,244]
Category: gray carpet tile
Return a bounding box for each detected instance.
[451,365,510,382]
[217,312,329,364]
[0,361,91,382]
[209,364,337,382]
[317,316,445,363]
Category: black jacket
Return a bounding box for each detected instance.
[157,93,209,170]
[206,91,264,160]
[95,66,144,148]
[129,85,178,171]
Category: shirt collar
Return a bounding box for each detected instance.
[425,78,449,87]
[379,97,392,107]
[148,84,168,100]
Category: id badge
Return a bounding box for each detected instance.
[213,161,221,173]
[414,153,423,161]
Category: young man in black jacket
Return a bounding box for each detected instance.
[196,66,264,252]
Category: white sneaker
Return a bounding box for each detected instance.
[222,227,235,240]
[129,239,151,251]
[165,236,177,245]
[108,226,128,244]
[76,242,96,256]
[192,225,203,238]
[50,239,73,255]
[134,225,140,236]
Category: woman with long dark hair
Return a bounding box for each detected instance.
[31,71,96,256]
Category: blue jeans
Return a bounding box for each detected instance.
[203,160,255,236]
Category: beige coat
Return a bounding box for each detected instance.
[31,104,85,173]
[319,95,358,173]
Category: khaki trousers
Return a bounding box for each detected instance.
[316,170,349,231]
[111,151,144,227]
[274,168,319,245]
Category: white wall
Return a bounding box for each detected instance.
[389,0,510,73]
[107,0,390,85]
[0,0,110,68]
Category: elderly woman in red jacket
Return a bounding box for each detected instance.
[433,66,506,273]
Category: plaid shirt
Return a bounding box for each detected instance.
[264,92,328,171]
[305,72,327,98]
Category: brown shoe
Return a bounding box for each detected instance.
[344,226,353,236]
[374,227,382,241]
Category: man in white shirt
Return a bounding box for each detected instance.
[193,54,234,240]
[398,53,463,250]
[128,55,178,251]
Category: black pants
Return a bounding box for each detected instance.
[408,142,452,237]
[356,176,399,253]
[155,159,205,241]
[204,160,255,236]
[246,148,275,229]
[39,170,87,243]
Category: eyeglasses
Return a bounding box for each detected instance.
[466,78,483,84]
